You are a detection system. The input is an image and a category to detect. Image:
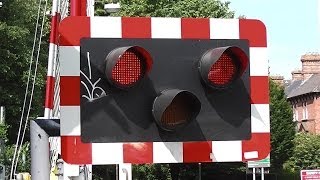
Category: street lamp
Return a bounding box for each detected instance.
[0,2,3,8]
[104,2,120,13]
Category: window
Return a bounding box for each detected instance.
[293,105,298,121]
[302,102,308,120]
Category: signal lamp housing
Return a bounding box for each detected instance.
[105,46,153,89]
[152,89,201,132]
[199,46,248,89]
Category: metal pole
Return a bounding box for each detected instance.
[198,163,201,180]
[252,168,256,180]
[261,168,264,180]
[116,164,119,180]
[30,120,50,180]
[0,106,5,124]
[70,0,80,16]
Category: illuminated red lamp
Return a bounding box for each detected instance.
[198,46,248,89]
[152,89,201,131]
[105,46,153,89]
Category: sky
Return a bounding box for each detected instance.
[226,0,320,79]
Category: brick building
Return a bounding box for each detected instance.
[284,53,320,134]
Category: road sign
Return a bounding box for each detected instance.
[59,16,270,165]
[247,157,270,168]
[301,169,320,180]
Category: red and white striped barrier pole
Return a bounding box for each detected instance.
[44,0,60,118]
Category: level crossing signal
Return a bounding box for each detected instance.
[59,17,270,164]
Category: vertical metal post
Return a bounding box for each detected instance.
[252,168,256,180]
[0,106,5,124]
[30,120,50,180]
[70,0,80,16]
[198,163,202,180]
[116,164,119,180]
[261,168,264,180]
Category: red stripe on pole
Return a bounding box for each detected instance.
[183,141,212,162]
[250,76,269,104]
[80,0,87,16]
[181,18,210,39]
[123,143,153,163]
[59,17,90,46]
[49,13,60,44]
[60,76,80,106]
[242,133,270,161]
[122,17,151,38]
[44,76,55,109]
[61,136,92,164]
[70,0,80,16]
[239,19,267,47]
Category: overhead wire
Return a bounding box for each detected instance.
[13,0,49,176]
[9,0,43,179]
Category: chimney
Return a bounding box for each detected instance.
[270,75,284,86]
[291,70,303,81]
[301,53,320,79]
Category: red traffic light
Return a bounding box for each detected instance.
[199,46,248,89]
[105,46,153,89]
[152,89,201,131]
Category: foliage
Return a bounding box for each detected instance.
[133,164,171,180]
[0,143,31,174]
[0,123,31,175]
[269,80,295,171]
[284,133,320,171]
[113,0,234,18]
[0,0,48,144]
[0,0,50,176]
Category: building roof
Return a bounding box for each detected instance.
[285,74,320,99]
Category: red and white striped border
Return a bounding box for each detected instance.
[59,16,270,165]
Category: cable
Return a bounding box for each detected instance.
[8,0,42,179]
[13,0,49,176]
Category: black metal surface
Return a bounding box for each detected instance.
[34,119,60,137]
[80,38,251,143]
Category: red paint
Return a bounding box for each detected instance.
[123,143,153,163]
[239,19,267,47]
[122,17,151,38]
[80,0,87,16]
[49,13,60,44]
[61,136,92,164]
[59,16,90,46]
[242,133,270,161]
[44,76,55,109]
[181,18,210,39]
[183,141,212,162]
[60,76,80,106]
[70,0,80,16]
[250,76,269,104]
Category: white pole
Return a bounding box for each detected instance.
[261,167,264,180]
[252,168,256,180]
[0,106,5,124]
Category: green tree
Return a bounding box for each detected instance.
[0,0,48,143]
[0,0,49,175]
[284,133,320,171]
[269,80,295,171]
[114,0,234,18]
